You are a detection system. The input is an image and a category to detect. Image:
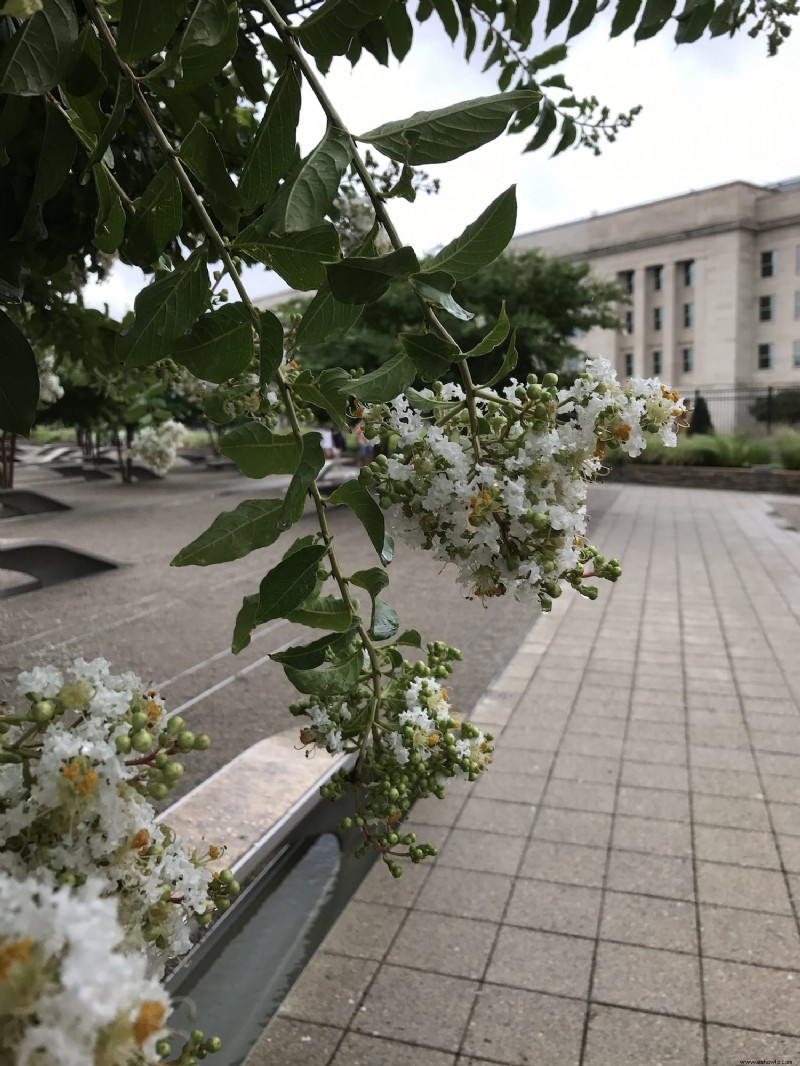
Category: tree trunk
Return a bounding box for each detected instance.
[0,432,16,489]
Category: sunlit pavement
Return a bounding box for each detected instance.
[250,484,800,1066]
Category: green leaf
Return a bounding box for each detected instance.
[0,0,78,95]
[383,0,414,59]
[327,246,420,305]
[329,477,392,563]
[259,309,284,384]
[118,0,187,62]
[81,76,134,175]
[231,593,259,653]
[283,644,362,696]
[0,310,38,436]
[239,65,302,215]
[293,367,351,427]
[525,99,557,152]
[282,125,352,233]
[172,303,254,383]
[358,90,539,164]
[117,247,209,367]
[254,544,328,625]
[180,120,242,233]
[171,498,284,566]
[430,0,459,38]
[399,332,460,382]
[481,327,518,388]
[405,386,462,412]
[396,628,422,647]
[385,163,417,202]
[610,0,644,35]
[232,30,267,101]
[287,594,354,631]
[14,101,76,243]
[219,423,301,478]
[674,0,713,41]
[552,116,578,156]
[408,270,473,321]
[545,0,573,35]
[92,165,126,254]
[427,185,517,281]
[295,285,366,346]
[567,0,597,36]
[0,241,24,304]
[464,302,510,357]
[530,42,568,68]
[202,381,254,425]
[153,0,238,93]
[634,0,676,38]
[237,222,341,290]
[296,0,392,56]
[352,351,415,402]
[271,628,355,670]
[123,165,182,267]
[280,431,326,528]
[350,567,397,641]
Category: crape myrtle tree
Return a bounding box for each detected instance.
[0,0,793,1060]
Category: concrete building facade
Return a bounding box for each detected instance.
[512,178,800,391]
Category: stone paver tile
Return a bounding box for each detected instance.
[463,985,585,1066]
[763,776,800,806]
[553,753,620,784]
[777,834,800,873]
[500,727,563,752]
[279,953,378,1028]
[436,829,526,877]
[567,716,627,738]
[607,851,695,901]
[753,730,800,755]
[621,762,689,792]
[758,752,800,779]
[520,839,607,888]
[560,733,625,758]
[700,904,800,969]
[697,862,792,914]
[704,959,800,1034]
[541,779,617,814]
[353,965,476,1052]
[486,926,594,998]
[416,867,513,922]
[412,793,468,827]
[691,746,758,772]
[322,901,407,960]
[246,1018,342,1066]
[691,767,763,800]
[600,891,698,953]
[387,912,496,980]
[455,797,536,837]
[744,713,800,733]
[690,725,750,750]
[694,825,781,869]
[707,1024,800,1065]
[505,879,602,938]
[626,721,687,745]
[472,771,546,804]
[593,942,702,1018]
[331,1033,455,1066]
[769,803,800,837]
[616,786,691,823]
[583,1005,704,1066]
[533,808,613,849]
[491,746,552,775]
[612,815,692,858]
[693,794,770,832]
[355,860,429,908]
[623,740,686,766]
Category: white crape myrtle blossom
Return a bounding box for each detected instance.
[0,873,169,1066]
[129,420,185,476]
[36,352,64,409]
[363,358,685,609]
[2,658,237,971]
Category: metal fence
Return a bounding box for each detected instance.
[682,384,800,436]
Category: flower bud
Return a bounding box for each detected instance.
[30,700,55,724]
[131,729,153,753]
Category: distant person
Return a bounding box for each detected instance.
[355,421,373,468]
[332,425,346,452]
[318,424,336,459]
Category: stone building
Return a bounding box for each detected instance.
[512,178,800,395]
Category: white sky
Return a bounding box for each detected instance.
[83,14,800,316]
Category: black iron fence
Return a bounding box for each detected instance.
[682,384,800,436]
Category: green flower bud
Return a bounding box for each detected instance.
[130,710,149,731]
[149,782,169,801]
[115,735,132,754]
[131,729,153,753]
[194,733,211,750]
[30,700,55,724]
[177,730,196,751]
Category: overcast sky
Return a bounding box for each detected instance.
[83,14,800,315]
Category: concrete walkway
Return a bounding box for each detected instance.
[247,485,800,1066]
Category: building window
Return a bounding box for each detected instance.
[682,347,694,373]
[652,265,663,291]
[794,341,800,369]
[761,250,776,278]
[624,353,634,377]
[759,295,776,322]
[652,350,662,375]
[653,307,662,331]
[683,260,695,287]
[619,270,634,295]
[758,342,774,369]
[683,302,694,328]
[625,310,634,333]
[795,291,800,319]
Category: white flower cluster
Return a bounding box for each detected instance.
[364,358,684,607]
[0,873,169,1066]
[130,420,185,475]
[36,352,64,410]
[2,659,220,967]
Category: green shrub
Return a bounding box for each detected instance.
[773,431,800,471]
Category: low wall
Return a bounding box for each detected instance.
[609,464,800,494]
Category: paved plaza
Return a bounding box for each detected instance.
[247,484,800,1066]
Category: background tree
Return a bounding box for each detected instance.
[281,248,623,385]
[688,394,714,435]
